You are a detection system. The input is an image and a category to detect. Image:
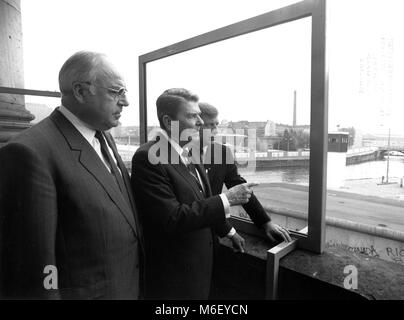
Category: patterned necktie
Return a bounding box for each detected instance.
[95,131,128,200]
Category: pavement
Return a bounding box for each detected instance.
[340,177,404,201]
[251,182,404,232]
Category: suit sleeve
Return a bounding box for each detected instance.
[131,149,226,237]
[223,147,271,227]
[0,143,59,299]
[213,220,233,238]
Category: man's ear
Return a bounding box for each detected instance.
[162,115,172,132]
[71,82,87,103]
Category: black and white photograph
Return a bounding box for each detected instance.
[0,0,403,305]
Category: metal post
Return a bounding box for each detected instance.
[386,128,391,183]
[265,239,298,300]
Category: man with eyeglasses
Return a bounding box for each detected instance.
[0,51,143,299]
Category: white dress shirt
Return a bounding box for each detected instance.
[157,130,235,238]
[58,106,119,174]
[157,130,231,217]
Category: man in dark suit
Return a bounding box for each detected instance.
[0,51,143,299]
[199,102,291,252]
[131,88,256,299]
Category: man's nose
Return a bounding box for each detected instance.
[118,95,129,107]
[196,115,204,126]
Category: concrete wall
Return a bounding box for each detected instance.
[346,150,380,165]
[326,222,404,265]
[231,206,404,266]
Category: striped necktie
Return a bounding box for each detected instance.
[95,131,128,199]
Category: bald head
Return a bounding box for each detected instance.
[58,51,122,97]
[58,51,129,131]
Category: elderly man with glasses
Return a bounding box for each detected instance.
[0,51,143,300]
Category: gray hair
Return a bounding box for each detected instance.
[58,51,108,95]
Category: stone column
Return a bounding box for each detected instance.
[0,0,34,145]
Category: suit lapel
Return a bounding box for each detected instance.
[50,109,138,235]
[172,163,205,200]
[153,134,205,199]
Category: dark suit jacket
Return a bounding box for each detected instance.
[204,142,270,235]
[0,109,143,299]
[131,135,226,299]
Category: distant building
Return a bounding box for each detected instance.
[328,132,349,153]
[228,121,266,138]
[221,120,310,152]
[327,132,349,189]
[276,123,310,135]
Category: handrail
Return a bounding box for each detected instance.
[0,86,61,98]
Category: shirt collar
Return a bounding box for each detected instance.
[58,105,97,145]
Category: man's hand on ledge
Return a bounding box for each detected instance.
[230,232,245,253]
[263,221,292,243]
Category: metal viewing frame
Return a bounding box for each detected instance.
[139,0,328,299]
[139,0,328,255]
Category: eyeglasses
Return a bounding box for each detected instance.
[82,81,128,99]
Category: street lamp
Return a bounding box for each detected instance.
[386,127,391,183]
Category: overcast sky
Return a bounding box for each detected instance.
[20,0,404,135]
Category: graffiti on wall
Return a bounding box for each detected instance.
[328,242,380,258]
[385,247,404,264]
[328,241,404,265]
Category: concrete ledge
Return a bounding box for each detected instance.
[219,231,404,299]
[253,206,404,265]
[280,245,404,300]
